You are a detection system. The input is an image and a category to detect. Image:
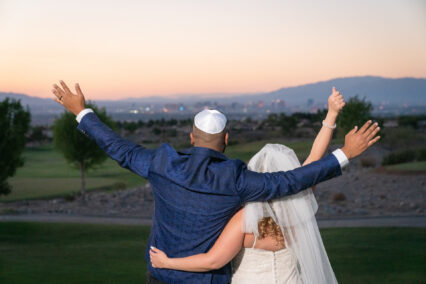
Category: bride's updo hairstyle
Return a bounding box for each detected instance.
[257,216,284,243]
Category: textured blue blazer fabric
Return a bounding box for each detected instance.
[77,112,342,284]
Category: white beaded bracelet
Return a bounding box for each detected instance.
[322,120,336,129]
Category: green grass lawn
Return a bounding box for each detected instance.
[226,138,343,162]
[226,139,313,162]
[1,145,146,202]
[384,161,426,172]
[0,223,424,284]
[323,227,426,283]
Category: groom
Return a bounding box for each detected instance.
[52,81,380,284]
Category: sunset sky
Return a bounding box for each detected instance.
[0,0,425,100]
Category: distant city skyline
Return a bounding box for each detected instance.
[0,0,425,100]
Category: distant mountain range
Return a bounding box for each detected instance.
[2,76,425,107]
[1,75,425,124]
[245,76,426,105]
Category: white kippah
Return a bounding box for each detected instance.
[194,109,227,134]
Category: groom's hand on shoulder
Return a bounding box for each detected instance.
[341,120,381,159]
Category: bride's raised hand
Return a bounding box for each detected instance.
[328,87,345,115]
[150,246,170,268]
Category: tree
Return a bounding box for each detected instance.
[279,113,297,136]
[337,95,373,135]
[0,98,31,195]
[53,103,114,195]
[264,113,297,136]
[28,126,49,144]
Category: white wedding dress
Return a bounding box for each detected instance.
[231,236,303,284]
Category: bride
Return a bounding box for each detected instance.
[150,88,345,283]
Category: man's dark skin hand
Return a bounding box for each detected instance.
[341,121,381,159]
[51,80,381,159]
[52,80,86,116]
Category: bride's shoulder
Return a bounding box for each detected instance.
[224,208,244,229]
[231,208,244,221]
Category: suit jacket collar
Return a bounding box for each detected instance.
[179,146,228,161]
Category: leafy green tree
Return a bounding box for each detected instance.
[53,103,114,194]
[337,95,373,135]
[123,121,139,133]
[279,113,298,136]
[28,126,49,143]
[264,113,298,135]
[265,113,280,126]
[0,98,31,195]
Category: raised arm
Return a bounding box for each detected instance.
[52,81,154,178]
[303,87,344,166]
[237,119,380,203]
[150,209,245,272]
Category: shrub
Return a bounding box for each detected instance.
[381,126,423,151]
[332,192,346,202]
[417,149,426,161]
[152,128,162,135]
[382,149,417,165]
[65,194,76,202]
[167,129,177,137]
[360,156,376,168]
[113,182,127,190]
[228,140,240,146]
[398,115,426,129]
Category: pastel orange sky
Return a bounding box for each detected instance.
[0,0,425,100]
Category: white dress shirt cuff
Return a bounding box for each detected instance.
[76,108,94,123]
[332,149,349,168]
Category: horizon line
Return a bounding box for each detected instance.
[1,74,425,102]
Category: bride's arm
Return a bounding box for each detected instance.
[150,209,245,272]
[302,87,345,166]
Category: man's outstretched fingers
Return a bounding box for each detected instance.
[367,125,380,140]
[53,84,65,96]
[367,136,380,147]
[60,80,72,94]
[75,83,84,97]
[52,88,61,99]
[359,120,372,133]
[348,125,358,135]
[364,123,378,137]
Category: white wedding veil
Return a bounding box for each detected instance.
[243,144,338,284]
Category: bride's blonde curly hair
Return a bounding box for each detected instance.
[257,217,285,244]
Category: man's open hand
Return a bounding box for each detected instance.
[52,80,86,116]
[341,120,381,159]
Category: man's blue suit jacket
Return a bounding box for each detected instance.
[77,112,342,284]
